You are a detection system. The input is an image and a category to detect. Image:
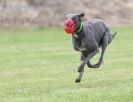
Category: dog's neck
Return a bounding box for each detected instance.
[73,21,83,38]
[73,23,84,38]
[74,22,83,34]
[72,26,85,45]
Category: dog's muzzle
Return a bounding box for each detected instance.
[63,19,78,34]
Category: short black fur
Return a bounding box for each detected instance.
[65,13,117,83]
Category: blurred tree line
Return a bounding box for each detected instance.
[0,0,133,27]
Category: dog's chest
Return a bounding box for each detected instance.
[74,36,81,47]
[74,34,96,51]
[74,35,87,48]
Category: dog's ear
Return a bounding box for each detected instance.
[77,13,84,19]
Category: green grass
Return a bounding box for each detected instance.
[0,26,133,102]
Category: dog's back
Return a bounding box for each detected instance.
[84,19,107,47]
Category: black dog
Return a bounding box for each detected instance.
[64,13,116,83]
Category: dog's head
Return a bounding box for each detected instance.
[64,13,84,34]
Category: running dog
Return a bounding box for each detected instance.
[64,13,117,83]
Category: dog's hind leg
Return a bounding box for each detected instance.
[81,53,97,68]
[94,28,117,67]
[94,32,109,68]
[78,49,99,72]
[87,61,98,68]
[91,31,116,68]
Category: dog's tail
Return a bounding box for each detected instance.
[108,31,117,44]
[112,32,117,38]
[104,26,117,44]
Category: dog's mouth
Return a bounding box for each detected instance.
[64,19,78,34]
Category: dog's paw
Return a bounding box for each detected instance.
[87,64,99,68]
[93,61,103,68]
[93,65,100,68]
[75,79,81,83]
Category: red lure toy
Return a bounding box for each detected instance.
[63,19,78,34]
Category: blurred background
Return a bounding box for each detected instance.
[0,0,133,27]
[0,1,133,102]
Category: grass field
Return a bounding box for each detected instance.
[0,26,133,102]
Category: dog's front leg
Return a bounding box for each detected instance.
[75,50,98,83]
[72,35,79,51]
[78,50,98,72]
[75,68,84,83]
[75,54,85,83]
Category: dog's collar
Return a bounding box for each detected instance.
[74,22,83,34]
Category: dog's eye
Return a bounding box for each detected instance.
[71,17,75,22]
